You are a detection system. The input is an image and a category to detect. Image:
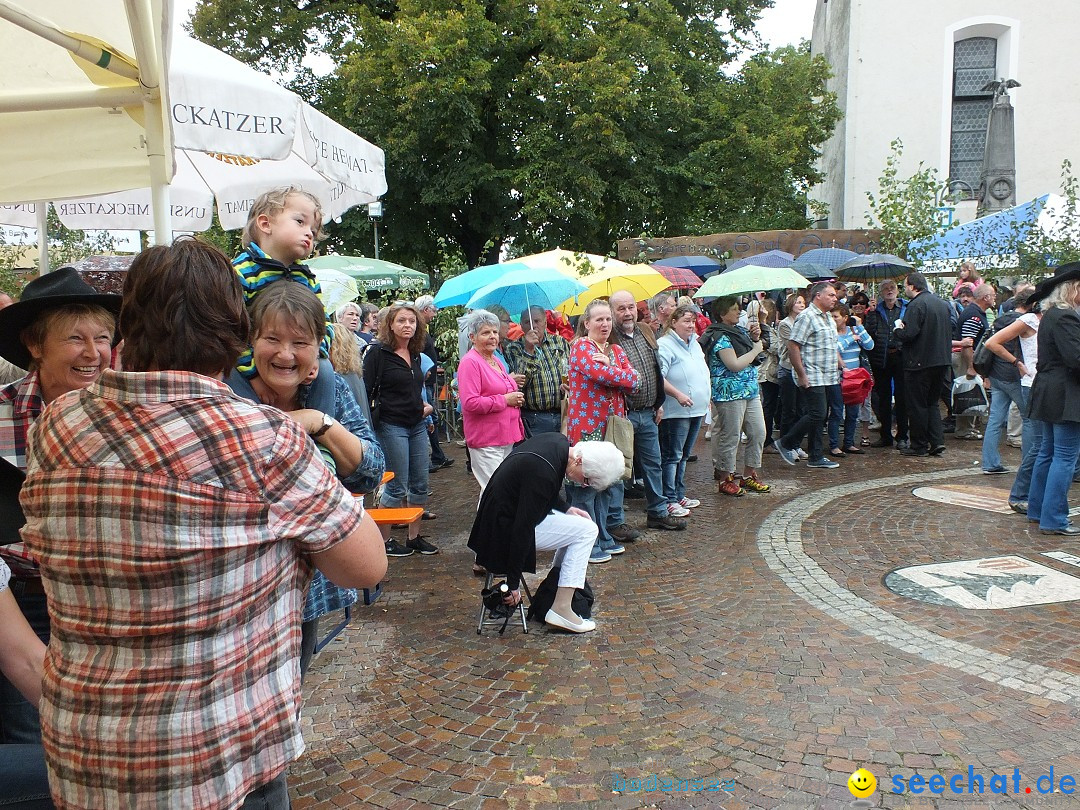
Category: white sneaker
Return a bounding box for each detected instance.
[741,432,749,444]
[678,497,701,509]
[667,502,691,517]
[704,430,712,440]
[796,448,809,460]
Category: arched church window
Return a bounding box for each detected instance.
[950,37,996,199]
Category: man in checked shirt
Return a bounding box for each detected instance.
[505,305,572,438]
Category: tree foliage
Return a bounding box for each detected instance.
[864,139,952,263]
[0,211,115,295]
[190,0,839,269]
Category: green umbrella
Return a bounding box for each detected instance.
[693,265,810,299]
[307,255,429,292]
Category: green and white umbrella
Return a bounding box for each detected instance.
[307,255,429,292]
[693,265,810,299]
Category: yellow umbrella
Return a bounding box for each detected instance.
[557,264,671,316]
[513,248,631,278]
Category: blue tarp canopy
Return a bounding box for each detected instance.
[910,195,1052,260]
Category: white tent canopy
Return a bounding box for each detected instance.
[0,16,385,241]
[0,0,172,262]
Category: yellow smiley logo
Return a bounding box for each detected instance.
[848,767,877,798]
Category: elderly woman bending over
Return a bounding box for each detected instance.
[458,309,525,495]
[469,435,624,633]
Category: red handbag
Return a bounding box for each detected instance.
[841,367,873,406]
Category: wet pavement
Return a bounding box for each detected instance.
[290,430,1080,810]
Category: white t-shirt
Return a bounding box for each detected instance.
[1018,312,1039,387]
[0,558,9,592]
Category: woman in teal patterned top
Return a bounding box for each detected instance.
[704,296,771,497]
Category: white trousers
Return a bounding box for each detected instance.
[470,444,514,499]
[534,510,598,590]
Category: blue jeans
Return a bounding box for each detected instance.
[0,588,49,746]
[982,378,1024,471]
[567,482,615,552]
[659,417,703,504]
[1026,420,1080,531]
[1010,387,1042,503]
[376,421,430,507]
[238,772,290,810]
[607,409,666,522]
[0,744,52,808]
[522,409,561,437]
[826,384,858,451]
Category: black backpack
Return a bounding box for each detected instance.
[526,565,594,622]
[972,311,1020,379]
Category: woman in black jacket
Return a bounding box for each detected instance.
[467,434,622,633]
[1024,263,1080,535]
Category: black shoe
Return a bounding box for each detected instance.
[646,514,687,531]
[608,523,642,543]
[1040,524,1080,536]
[899,448,928,456]
[870,438,893,448]
[625,483,645,499]
[407,535,440,554]
[687,454,698,462]
[439,458,455,468]
[385,539,413,557]
[942,421,956,434]
[929,445,947,456]
[895,439,911,450]
[421,510,437,520]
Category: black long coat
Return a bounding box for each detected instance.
[467,433,571,590]
[1029,306,1080,424]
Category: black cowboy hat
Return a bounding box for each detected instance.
[0,267,122,369]
[1028,261,1080,308]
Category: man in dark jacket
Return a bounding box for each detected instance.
[468,434,623,633]
[895,272,954,456]
[863,279,909,448]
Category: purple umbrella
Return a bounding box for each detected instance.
[653,255,724,277]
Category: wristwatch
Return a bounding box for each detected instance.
[310,412,335,438]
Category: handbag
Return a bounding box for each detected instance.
[604,411,634,481]
[841,367,874,406]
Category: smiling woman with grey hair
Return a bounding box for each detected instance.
[458,309,525,496]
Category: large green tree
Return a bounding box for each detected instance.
[191,0,838,269]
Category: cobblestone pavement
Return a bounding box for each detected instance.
[291,431,1080,810]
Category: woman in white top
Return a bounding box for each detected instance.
[657,304,711,515]
[985,290,1040,512]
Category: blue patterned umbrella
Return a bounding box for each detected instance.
[466,263,588,315]
[653,255,724,277]
[791,247,859,281]
[726,250,794,273]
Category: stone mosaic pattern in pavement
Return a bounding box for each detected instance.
[291,437,1080,809]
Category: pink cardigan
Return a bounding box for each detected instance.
[458,348,525,449]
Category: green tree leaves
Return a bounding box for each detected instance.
[190,0,839,270]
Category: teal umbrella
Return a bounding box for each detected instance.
[466,264,587,314]
[432,264,508,308]
[693,265,810,299]
[307,255,429,292]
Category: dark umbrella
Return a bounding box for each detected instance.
[726,249,794,273]
[833,253,913,283]
[652,255,724,277]
[792,247,859,281]
[649,263,702,290]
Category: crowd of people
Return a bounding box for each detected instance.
[1,180,1076,808]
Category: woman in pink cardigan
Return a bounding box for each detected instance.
[458,309,526,495]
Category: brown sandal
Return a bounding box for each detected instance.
[718,473,745,497]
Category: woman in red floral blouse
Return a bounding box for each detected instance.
[565,299,639,563]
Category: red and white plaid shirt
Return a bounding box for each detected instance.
[21,369,364,810]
